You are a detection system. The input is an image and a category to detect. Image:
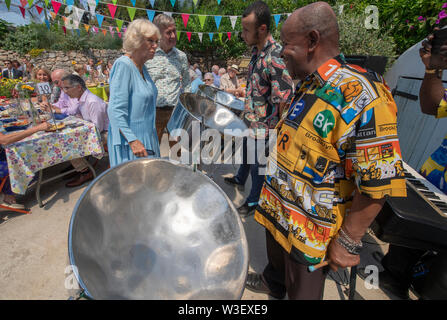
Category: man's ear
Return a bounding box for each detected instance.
[258,24,268,36]
[308,30,320,53]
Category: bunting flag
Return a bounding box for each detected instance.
[87,0,96,16]
[198,32,203,42]
[116,19,123,31]
[66,0,74,6]
[107,3,117,18]
[198,15,206,29]
[93,26,98,33]
[274,14,281,27]
[170,0,175,7]
[230,16,237,29]
[193,0,198,6]
[181,14,189,28]
[111,0,117,4]
[5,0,10,10]
[35,5,43,14]
[127,7,136,21]
[208,33,213,42]
[20,0,27,7]
[84,24,90,32]
[146,10,155,22]
[73,7,85,22]
[44,0,49,8]
[214,16,222,30]
[186,31,192,42]
[164,12,172,17]
[130,0,136,6]
[80,0,89,11]
[109,26,115,35]
[19,6,26,18]
[177,31,180,40]
[44,18,50,29]
[149,0,155,8]
[50,11,57,20]
[102,29,107,36]
[62,25,67,35]
[218,32,223,43]
[27,0,33,7]
[96,14,104,27]
[51,0,61,15]
[227,32,231,41]
[118,32,122,38]
[217,0,221,4]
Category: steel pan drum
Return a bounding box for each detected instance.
[68,158,249,299]
[167,93,247,137]
[197,85,245,115]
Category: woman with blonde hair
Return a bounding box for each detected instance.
[33,67,52,83]
[107,18,161,167]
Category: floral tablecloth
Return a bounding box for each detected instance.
[3,116,104,194]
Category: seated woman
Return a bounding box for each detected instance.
[33,67,52,83]
[107,19,161,167]
[0,121,50,209]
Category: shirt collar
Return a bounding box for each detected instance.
[251,34,275,58]
[79,89,89,103]
[304,54,346,88]
[157,46,177,57]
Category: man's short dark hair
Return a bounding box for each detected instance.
[62,74,86,90]
[243,1,271,32]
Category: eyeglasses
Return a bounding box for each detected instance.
[62,86,74,91]
[204,78,213,82]
[146,38,160,46]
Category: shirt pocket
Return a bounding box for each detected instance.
[294,144,339,184]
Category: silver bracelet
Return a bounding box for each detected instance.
[336,228,363,255]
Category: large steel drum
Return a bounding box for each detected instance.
[167,93,247,137]
[68,158,249,299]
[197,85,245,115]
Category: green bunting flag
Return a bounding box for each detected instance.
[218,32,223,43]
[116,19,123,31]
[28,0,34,7]
[5,0,10,10]
[127,7,136,21]
[198,15,206,29]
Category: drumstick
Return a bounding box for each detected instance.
[308,260,330,272]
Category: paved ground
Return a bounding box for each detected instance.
[0,143,416,300]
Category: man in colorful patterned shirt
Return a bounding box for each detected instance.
[380,29,447,300]
[244,2,407,300]
[145,14,191,143]
[224,1,294,217]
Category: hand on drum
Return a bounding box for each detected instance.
[129,139,148,158]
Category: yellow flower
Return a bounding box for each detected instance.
[72,61,77,65]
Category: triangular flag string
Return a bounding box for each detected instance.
[198,32,203,42]
[19,6,26,18]
[274,14,281,27]
[127,7,136,21]
[96,14,104,27]
[146,10,155,22]
[51,0,61,15]
[181,13,189,28]
[5,0,11,10]
[107,3,117,19]
[214,16,222,30]
[186,31,191,42]
[35,5,43,14]
[208,33,213,42]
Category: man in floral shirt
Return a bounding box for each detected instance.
[225,1,294,217]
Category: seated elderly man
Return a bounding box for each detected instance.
[220,64,245,98]
[203,72,216,87]
[60,74,108,187]
[41,69,79,115]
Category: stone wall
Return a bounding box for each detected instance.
[0,48,123,74]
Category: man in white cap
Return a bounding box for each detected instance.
[220,64,244,98]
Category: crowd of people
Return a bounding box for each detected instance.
[1,0,446,301]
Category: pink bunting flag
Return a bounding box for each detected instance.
[227,32,231,41]
[62,25,66,35]
[93,26,98,33]
[107,3,117,19]
[186,31,192,42]
[51,0,61,15]
[181,14,189,28]
[19,6,26,18]
[109,26,115,35]
[20,0,27,7]
[118,32,122,38]
[35,5,43,14]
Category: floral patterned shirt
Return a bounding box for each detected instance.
[244,35,294,131]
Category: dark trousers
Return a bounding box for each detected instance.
[156,106,174,144]
[235,137,267,204]
[262,230,328,300]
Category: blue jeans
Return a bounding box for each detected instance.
[234,137,268,205]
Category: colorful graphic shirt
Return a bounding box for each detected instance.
[420,89,447,194]
[254,55,407,265]
[244,35,294,131]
